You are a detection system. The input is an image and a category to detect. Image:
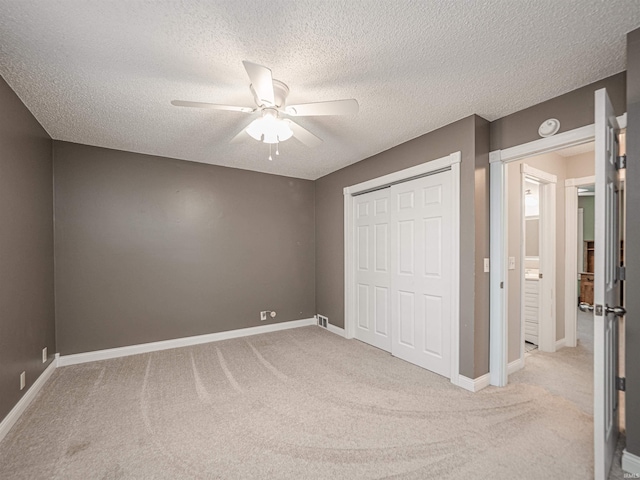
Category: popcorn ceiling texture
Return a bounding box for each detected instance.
[0,1,638,180]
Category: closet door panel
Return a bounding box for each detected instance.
[391,171,452,377]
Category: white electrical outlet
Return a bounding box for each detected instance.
[20,371,26,390]
[260,311,267,321]
[508,257,516,270]
[483,258,490,273]
[42,347,47,363]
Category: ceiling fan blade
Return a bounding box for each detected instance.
[242,61,275,107]
[229,118,258,144]
[287,120,323,148]
[285,99,359,116]
[171,100,253,113]
[230,127,250,144]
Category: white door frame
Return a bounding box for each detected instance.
[565,175,595,348]
[578,208,584,274]
[489,114,626,387]
[521,164,557,356]
[344,152,463,387]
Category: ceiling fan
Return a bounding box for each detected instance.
[171,61,359,159]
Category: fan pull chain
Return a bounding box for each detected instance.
[268,143,272,161]
[276,142,280,156]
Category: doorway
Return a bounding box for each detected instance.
[503,145,597,374]
[565,174,596,348]
[490,89,626,479]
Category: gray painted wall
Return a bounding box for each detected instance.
[315,115,491,379]
[625,27,640,459]
[473,117,491,378]
[491,73,626,151]
[0,76,55,422]
[53,142,315,355]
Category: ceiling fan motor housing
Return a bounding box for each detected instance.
[250,79,290,108]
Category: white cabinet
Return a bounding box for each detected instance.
[524,278,539,345]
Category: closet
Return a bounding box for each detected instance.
[353,169,453,378]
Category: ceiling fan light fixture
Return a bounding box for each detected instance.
[246,118,265,141]
[275,120,293,142]
[263,130,279,144]
[173,61,356,152]
[245,111,293,144]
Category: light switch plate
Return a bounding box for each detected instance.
[508,257,516,270]
[483,258,490,273]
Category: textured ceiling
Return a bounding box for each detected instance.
[0,1,639,180]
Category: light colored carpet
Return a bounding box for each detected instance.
[510,309,594,416]
[0,323,600,479]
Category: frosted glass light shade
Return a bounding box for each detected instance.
[245,116,293,144]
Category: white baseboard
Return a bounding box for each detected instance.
[326,323,346,337]
[623,449,640,475]
[456,373,491,393]
[508,358,524,375]
[58,318,316,367]
[0,355,58,443]
[556,338,566,350]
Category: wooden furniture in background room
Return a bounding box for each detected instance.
[579,240,595,305]
[584,240,595,274]
[580,273,594,305]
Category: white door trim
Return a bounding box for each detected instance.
[489,114,625,387]
[578,208,584,274]
[344,152,462,387]
[565,175,595,348]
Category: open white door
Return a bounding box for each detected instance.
[592,88,624,480]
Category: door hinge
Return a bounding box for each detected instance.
[618,266,626,281]
[595,304,603,316]
[500,281,504,289]
[539,273,543,279]
[616,377,626,392]
[616,154,627,170]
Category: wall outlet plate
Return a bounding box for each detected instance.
[483,258,490,273]
[20,371,26,390]
[42,347,48,363]
[508,257,516,270]
[260,311,268,321]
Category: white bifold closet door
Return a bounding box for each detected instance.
[354,170,453,378]
[354,188,392,352]
[390,171,452,377]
